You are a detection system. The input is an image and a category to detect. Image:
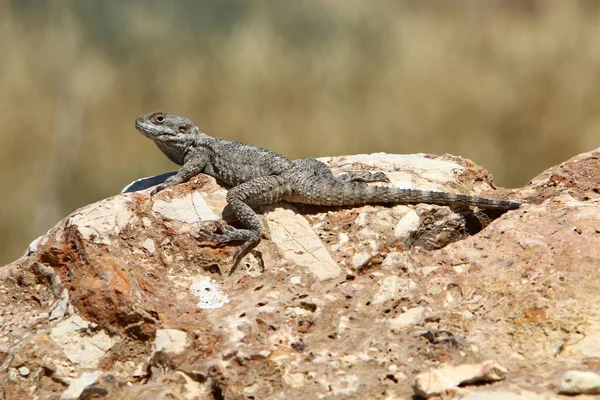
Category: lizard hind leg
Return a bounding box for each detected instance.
[200,175,290,274]
[292,157,390,183]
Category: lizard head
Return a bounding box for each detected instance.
[135,111,200,165]
[135,111,196,141]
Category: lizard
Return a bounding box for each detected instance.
[135,111,521,271]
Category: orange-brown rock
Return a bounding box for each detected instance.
[1,151,600,399]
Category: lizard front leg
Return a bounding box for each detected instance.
[199,175,290,273]
[151,153,209,195]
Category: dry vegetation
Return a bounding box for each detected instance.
[1,0,600,265]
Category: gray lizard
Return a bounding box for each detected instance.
[135,111,520,269]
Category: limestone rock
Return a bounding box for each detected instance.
[559,370,600,395]
[413,360,507,397]
[2,150,600,398]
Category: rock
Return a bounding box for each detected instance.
[189,278,230,309]
[60,371,102,400]
[141,238,156,254]
[413,360,508,397]
[152,191,220,224]
[394,209,421,240]
[371,276,400,304]
[264,204,342,281]
[388,306,425,332]
[154,329,189,355]
[351,252,371,270]
[67,195,136,245]
[50,315,116,369]
[3,150,600,398]
[457,389,558,400]
[560,321,600,358]
[559,370,600,395]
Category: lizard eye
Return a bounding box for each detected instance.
[153,115,165,124]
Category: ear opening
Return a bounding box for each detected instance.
[179,124,192,133]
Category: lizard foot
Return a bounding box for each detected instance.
[340,171,390,183]
[198,221,260,275]
[198,221,241,243]
[150,185,166,196]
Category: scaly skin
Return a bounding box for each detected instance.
[135,111,521,272]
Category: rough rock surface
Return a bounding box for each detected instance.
[1,150,600,399]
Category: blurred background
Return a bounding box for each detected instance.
[1,0,600,265]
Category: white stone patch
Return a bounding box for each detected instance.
[518,237,547,249]
[265,290,282,300]
[50,289,71,321]
[325,374,360,396]
[355,212,370,226]
[560,370,600,395]
[338,232,350,245]
[154,329,189,355]
[27,235,47,255]
[190,278,230,309]
[141,238,156,254]
[421,266,439,276]
[283,369,306,388]
[321,153,465,188]
[264,205,342,281]
[575,202,600,217]
[372,276,400,304]
[337,316,351,335]
[340,354,359,366]
[457,390,549,400]
[381,252,404,269]
[67,196,135,245]
[351,253,371,270]
[152,192,219,224]
[322,153,462,174]
[284,306,314,318]
[394,209,421,239]
[389,307,425,332]
[356,228,379,241]
[562,321,600,358]
[413,360,507,397]
[50,315,116,369]
[176,371,209,398]
[60,371,102,400]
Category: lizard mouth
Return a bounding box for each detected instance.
[135,118,169,139]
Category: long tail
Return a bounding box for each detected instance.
[289,180,520,210]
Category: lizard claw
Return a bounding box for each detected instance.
[371,171,390,183]
[227,241,259,276]
[198,221,238,243]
